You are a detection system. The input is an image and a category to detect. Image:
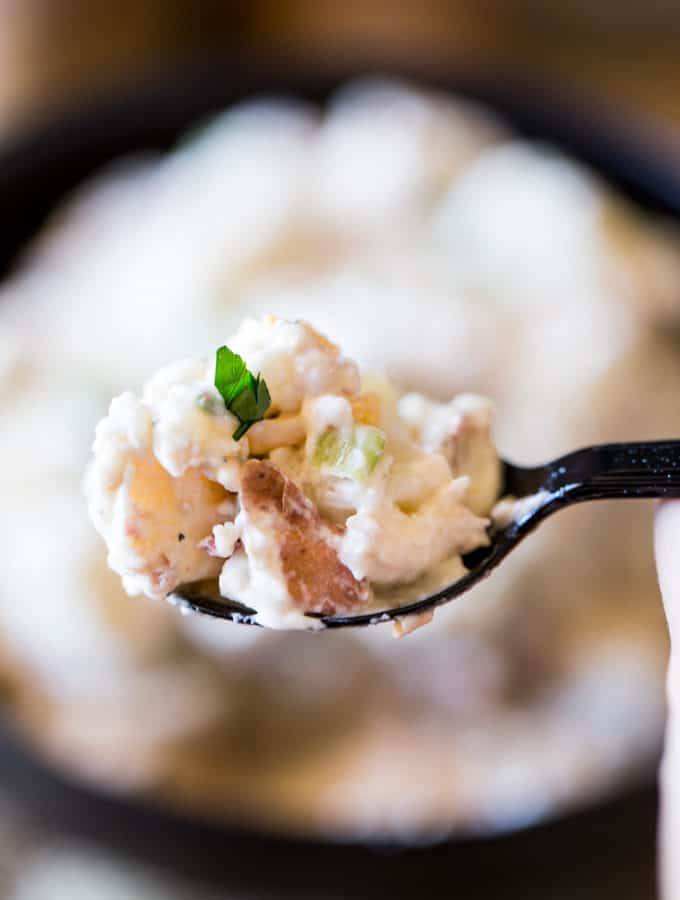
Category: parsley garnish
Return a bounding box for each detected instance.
[214,346,271,441]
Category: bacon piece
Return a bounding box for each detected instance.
[240,460,369,616]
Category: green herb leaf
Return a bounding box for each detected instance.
[232,420,252,442]
[213,346,272,441]
[214,347,251,407]
[255,376,271,418]
[229,378,259,423]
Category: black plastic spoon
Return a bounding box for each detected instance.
[168,440,680,628]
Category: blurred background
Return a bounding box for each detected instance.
[2,0,680,142]
[1,2,680,898]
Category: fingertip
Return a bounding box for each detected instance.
[656,500,680,559]
[655,500,680,627]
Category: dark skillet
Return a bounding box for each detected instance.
[0,54,670,898]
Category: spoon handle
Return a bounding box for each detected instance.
[545,441,680,500]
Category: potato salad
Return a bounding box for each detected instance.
[85,316,500,629]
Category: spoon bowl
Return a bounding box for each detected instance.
[168,440,680,628]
